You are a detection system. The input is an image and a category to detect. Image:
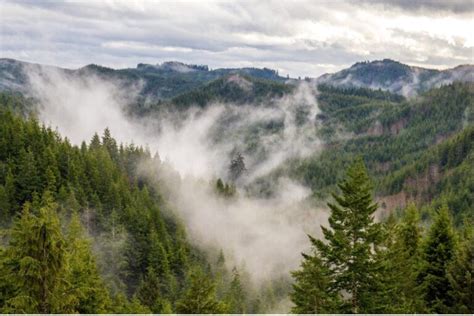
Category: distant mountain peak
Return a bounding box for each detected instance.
[317,59,473,97]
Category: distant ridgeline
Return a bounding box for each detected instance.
[0,58,287,104]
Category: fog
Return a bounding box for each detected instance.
[24,65,328,284]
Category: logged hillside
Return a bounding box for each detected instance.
[289,82,473,223]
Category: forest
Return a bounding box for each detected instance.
[3,0,474,312]
[0,77,472,313]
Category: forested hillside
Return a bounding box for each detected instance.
[0,58,287,104]
[0,99,265,313]
[0,60,472,313]
[290,82,473,224]
[317,59,474,96]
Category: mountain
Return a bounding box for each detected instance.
[0,58,287,102]
[317,59,474,97]
[2,58,473,105]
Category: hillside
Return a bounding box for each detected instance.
[0,59,472,313]
[317,59,474,96]
[289,82,473,223]
[0,58,288,103]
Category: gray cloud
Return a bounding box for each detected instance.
[0,0,472,77]
[360,0,474,14]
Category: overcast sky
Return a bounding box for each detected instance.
[1,0,473,77]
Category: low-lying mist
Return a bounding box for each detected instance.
[24,65,329,284]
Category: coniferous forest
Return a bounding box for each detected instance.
[1,1,473,314]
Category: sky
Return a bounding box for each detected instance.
[1,0,473,77]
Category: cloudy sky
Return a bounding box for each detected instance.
[1,0,473,77]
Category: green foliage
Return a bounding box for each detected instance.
[171,74,293,109]
[176,268,229,313]
[417,204,457,313]
[291,251,340,313]
[65,211,112,313]
[292,159,384,313]
[215,178,236,198]
[1,199,71,313]
[291,82,473,224]
[447,223,474,313]
[225,268,247,313]
[0,106,220,312]
[377,204,425,312]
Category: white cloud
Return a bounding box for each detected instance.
[0,0,472,77]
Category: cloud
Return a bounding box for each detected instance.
[360,0,474,14]
[1,0,472,77]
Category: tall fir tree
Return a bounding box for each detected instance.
[378,203,425,312]
[65,211,112,313]
[1,199,72,313]
[418,204,457,313]
[135,266,172,313]
[225,267,247,313]
[308,158,383,313]
[447,223,473,313]
[291,240,340,313]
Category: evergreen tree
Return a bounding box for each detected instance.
[4,168,15,213]
[447,223,473,313]
[229,152,246,181]
[418,204,457,313]
[135,267,172,313]
[16,148,40,204]
[111,293,151,314]
[2,200,71,313]
[65,211,111,313]
[378,203,424,312]
[0,185,9,221]
[225,267,246,313]
[146,227,175,298]
[291,243,339,313]
[313,158,383,313]
[176,268,228,313]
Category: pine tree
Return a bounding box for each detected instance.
[135,267,172,313]
[378,203,424,312]
[314,158,383,313]
[0,185,9,222]
[291,242,339,313]
[65,211,111,313]
[4,168,15,212]
[147,227,175,298]
[89,133,101,150]
[102,128,118,162]
[447,223,473,313]
[176,268,228,313]
[229,152,246,181]
[225,267,246,313]
[111,293,151,313]
[2,200,71,313]
[418,204,457,313]
[16,148,41,204]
